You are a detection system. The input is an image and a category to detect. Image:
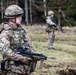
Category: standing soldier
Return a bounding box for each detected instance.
[0,5,37,75]
[45,10,56,50]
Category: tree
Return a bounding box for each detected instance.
[47,0,76,32]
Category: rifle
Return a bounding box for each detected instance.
[10,46,47,72]
[14,46,56,69]
[16,46,47,60]
[16,46,56,60]
[0,46,56,72]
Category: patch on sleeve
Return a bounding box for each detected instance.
[1,37,9,44]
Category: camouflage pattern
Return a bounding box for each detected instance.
[0,22,34,74]
[1,71,31,75]
[5,5,23,18]
[48,27,55,49]
[46,16,56,49]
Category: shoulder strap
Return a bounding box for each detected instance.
[0,23,4,33]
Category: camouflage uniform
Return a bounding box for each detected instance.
[0,5,34,75]
[46,11,56,50]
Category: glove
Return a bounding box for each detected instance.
[21,56,32,64]
[33,56,41,61]
[7,52,32,64]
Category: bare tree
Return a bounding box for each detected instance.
[58,6,63,32]
[29,0,32,24]
[43,0,47,17]
[24,0,28,25]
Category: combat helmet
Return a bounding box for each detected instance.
[5,5,23,18]
[48,10,54,16]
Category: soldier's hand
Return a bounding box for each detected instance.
[21,56,32,64]
[33,56,41,61]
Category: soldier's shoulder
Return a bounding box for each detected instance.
[0,22,12,33]
[1,22,11,30]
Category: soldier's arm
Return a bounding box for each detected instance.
[46,18,56,25]
[0,30,31,63]
[24,32,35,52]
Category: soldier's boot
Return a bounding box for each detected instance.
[48,45,56,50]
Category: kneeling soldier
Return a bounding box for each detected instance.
[0,5,35,75]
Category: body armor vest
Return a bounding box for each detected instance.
[9,28,27,50]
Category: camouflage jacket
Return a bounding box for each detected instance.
[46,16,56,26]
[0,22,34,74]
[45,16,56,32]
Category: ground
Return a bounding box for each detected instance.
[25,25,76,75]
[0,25,76,75]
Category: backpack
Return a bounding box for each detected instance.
[0,23,10,73]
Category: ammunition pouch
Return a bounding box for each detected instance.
[0,59,9,74]
[1,60,7,71]
[45,24,56,33]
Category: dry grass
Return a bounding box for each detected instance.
[25,25,76,75]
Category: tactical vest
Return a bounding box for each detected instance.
[0,22,28,50]
[9,28,27,50]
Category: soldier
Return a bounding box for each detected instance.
[45,10,56,50]
[0,5,35,75]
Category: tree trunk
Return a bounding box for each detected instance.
[43,0,47,17]
[58,6,63,32]
[16,0,18,4]
[29,0,32,24]
[24,0,28,25]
